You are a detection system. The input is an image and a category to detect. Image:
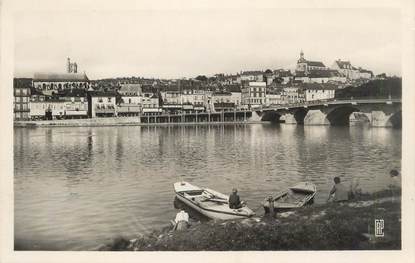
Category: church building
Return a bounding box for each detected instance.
[295,50,327,73]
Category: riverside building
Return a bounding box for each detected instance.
[241,82,267,109]
[13,78,31,120]
[87,90,117,118]
[117,84,142,116]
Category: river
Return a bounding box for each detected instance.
[14,123,401,250]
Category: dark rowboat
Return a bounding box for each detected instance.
[263,182,317,212]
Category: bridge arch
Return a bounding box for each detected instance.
[261,111,283,123]
[326,106,360,126]
[293,108,309,125]
[388,110,402,128]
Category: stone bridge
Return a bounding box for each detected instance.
[259,98,402,127]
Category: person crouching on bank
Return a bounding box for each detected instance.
[174,210,189,231]
[327,177,349,203]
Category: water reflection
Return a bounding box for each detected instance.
[14,124,401,250]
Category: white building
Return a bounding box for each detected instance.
[117,84,142,116]
[295,69,346,84]
[29,90,88,120]
[224,85,242,109]
[331,60,373,80]
[281,86,306,104]
[241,82,267,108]
[29,100,66,119]
[142,94,161,115]
[118,83,142,104]
[182,89,207,111]
[302,83,336,102]
[87,91,117,118]
[237,71,264,83]
[265,91,283,106]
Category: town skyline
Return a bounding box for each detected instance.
[14,8,401,79]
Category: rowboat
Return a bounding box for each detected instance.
[263,182,317,212]
[174,181,255,220]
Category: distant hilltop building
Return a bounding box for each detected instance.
[293,50,373,84]
[296,50,327,73]
[67,57,78,73]
[331,59,373,80]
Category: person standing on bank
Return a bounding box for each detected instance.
[327,177,349,202]
[229,188,242,209]
[264,195,275,218]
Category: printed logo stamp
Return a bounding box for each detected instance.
[375,219,384,237]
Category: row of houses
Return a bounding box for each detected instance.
[14,77,336,120]
[15,53,364,120]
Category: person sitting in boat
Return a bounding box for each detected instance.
[174,210,189,231]
[327,177,349,203]
[229,188,243,209]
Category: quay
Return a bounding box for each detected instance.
[13,110,256,127]
[140,110,252,124]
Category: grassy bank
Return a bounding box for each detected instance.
[101,189,401,251]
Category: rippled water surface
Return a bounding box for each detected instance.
[14,124,401,250]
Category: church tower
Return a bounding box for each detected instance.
[298,50,306,63]
[296,50,307,72]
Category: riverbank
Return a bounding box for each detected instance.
[14,117,264,128]
[101,189,401,251]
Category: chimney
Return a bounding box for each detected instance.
[67,57,71,73]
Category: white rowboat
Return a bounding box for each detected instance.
[174,181,255,220]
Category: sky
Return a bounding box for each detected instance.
[14,8,402,80]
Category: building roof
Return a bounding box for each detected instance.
[142,85,156,93]
[294,71,308,77]
[334,60,352,69]
[56,89,87,97]
[212,91,232,96]
[274,70,292,77]
[34,72,89,82]
[14,78,32,89]
[308,70,332,78]
[305,61,326,67]
[241,70,263,76]
[328,70,344,77]
[119,83,142,95]
[88,90,117,97]
[266,90,282,95]
[248,82,266,87]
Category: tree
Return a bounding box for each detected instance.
[335,78,401,99]
[195,75,208,82]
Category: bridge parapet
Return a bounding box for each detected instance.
[263,98,401,111]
